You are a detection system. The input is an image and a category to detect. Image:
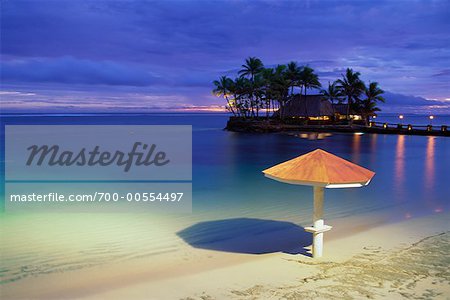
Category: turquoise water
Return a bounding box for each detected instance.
[0,113,449,284]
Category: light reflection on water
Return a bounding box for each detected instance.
[394,135,405,198]
[425,136,435,191]
[297,132,333,140]
[352,133,361,164]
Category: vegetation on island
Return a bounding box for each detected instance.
[212,57,385,125]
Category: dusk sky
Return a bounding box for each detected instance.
[1,0,449,113]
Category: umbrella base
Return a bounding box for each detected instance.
[305,224,332,258]
[304,224,332,234]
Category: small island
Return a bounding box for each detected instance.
[213,57,448,136]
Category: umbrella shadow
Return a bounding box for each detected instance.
[177,218,312,257]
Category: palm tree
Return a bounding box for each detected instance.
[321,81,343,120]
[336,68,365,120]
[238,57,264,81]
[299,66,321,116]
[212,76,236,115]
[259,68,276,118]
[238,57,264,117]
[321,81,343,105]
[270,65,290,120]
[358,82,385,125]
[232,77,251,118]
[252,75,265,118]
[285,61,301,96]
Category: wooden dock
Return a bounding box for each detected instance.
[226,118,449,137]
[359,121,448,137]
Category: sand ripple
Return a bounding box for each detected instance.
[185,232,450,300]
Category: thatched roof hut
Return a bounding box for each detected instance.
[331,103,348,115]
[274,95,334,118]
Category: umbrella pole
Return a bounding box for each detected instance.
[312,186,324,257]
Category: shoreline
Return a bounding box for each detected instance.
[225,118,450,137]
[2,211,449,299]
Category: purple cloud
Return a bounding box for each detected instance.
[1,57,160,86]
[1,0,449,112]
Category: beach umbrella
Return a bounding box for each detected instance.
[262,149,375,258]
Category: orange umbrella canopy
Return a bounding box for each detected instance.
[262,149,375,188]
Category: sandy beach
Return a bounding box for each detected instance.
[2,211,449,300]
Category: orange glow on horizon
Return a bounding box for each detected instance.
[176,106,227,112]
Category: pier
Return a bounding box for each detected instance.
[364,121,448,136]
[226,118,449,137]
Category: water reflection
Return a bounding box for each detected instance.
[297,132,332,140]
[370,134,378,164]
[394,135,405,193]
[352,134,361,164]
[425,137,435,191]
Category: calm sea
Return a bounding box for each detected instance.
[0,113,449,284]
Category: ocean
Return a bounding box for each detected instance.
[0,113,449,284]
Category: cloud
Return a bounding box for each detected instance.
[1,83,447,114]
[379,92,450,114]
[382,92,447,107]
[1,57,158,86]
[1,0,449,109]
[0,91,36,96]
[432,69,450,77]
